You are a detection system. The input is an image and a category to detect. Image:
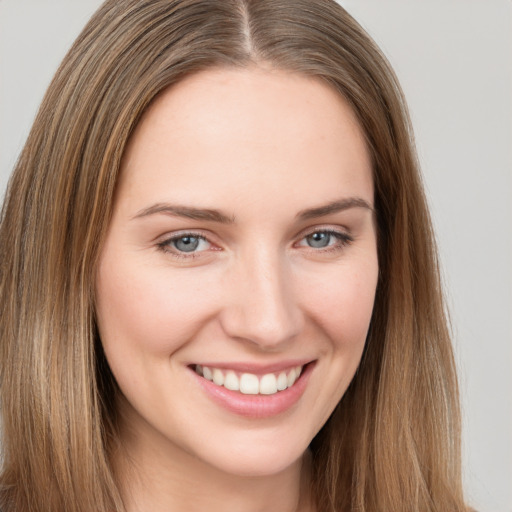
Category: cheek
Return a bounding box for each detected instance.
[95,253,219,361]
[301,261,378,351]
[293,260,378,432]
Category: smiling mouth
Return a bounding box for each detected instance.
[193,364,304,396]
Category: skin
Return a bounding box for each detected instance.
[96,66,379,512]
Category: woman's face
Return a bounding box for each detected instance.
[96,67,378,477]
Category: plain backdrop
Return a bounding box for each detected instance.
[1,1,511,511]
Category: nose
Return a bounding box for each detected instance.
[219,249,304,350]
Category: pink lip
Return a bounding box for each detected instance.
[189,362,315,419]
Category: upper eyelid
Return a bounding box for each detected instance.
[166,231,208,240]
[295,224,352,240]
[158,230,212,244]
[300,228,351,239]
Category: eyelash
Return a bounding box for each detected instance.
[156,228,353,259]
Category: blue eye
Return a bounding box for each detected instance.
[158,233,211,255]
[305,232,333,248]
[173,235,201,252]
[298,230,352,250]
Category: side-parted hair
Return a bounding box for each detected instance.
[0,1,468,511]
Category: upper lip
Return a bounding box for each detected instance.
[189,359,314,374]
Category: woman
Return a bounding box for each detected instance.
[0,0,469,511]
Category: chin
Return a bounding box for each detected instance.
[208,451,303,479]
[190,428,312,478]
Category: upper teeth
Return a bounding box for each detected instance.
[195,365,303,395]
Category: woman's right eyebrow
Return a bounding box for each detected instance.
[131,203,235,224]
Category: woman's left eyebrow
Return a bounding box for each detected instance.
[296,197,373,220]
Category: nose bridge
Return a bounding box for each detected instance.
[220,244,303,348]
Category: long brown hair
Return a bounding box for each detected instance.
[0,1,467,510]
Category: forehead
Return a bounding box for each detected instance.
[117,66,373,215]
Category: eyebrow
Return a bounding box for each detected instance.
[132,203,235,224]
[296,197,373,220]
[132,196,373,224]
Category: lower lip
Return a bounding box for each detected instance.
[191,363,314,419]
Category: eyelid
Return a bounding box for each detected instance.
[295,224,353,241]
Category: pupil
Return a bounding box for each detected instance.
[308,232,330,248]
[174,236,199,252]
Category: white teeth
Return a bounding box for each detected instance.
[277,372,288,391]
[224,370,239,391]
[212,368,224,386]
[195,364,304,395]
[259,373,277,395]
[240,373,259,395]
[287,368,297,387]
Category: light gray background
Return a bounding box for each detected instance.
[1,1,511,511]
